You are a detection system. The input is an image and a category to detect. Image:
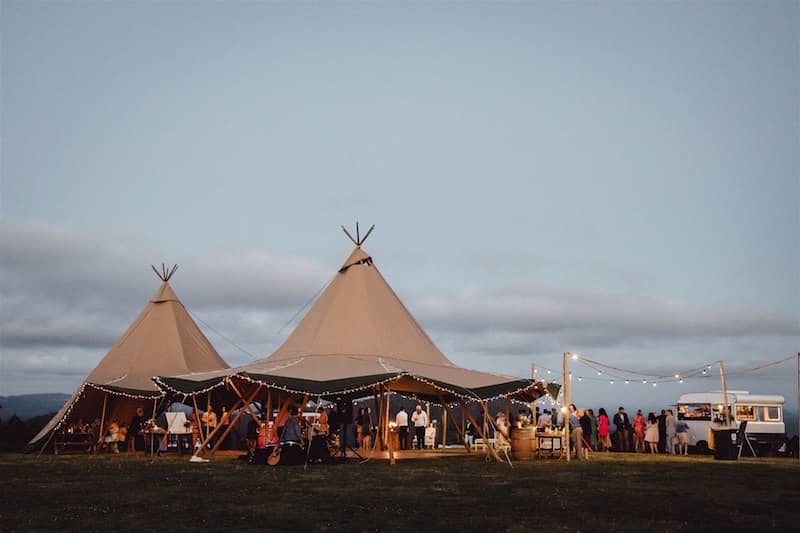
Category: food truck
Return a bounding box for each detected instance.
[676,391,785,454]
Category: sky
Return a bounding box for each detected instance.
[1,1,798,415]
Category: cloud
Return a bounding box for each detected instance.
[408,287,799,350]
[0,219,797,396]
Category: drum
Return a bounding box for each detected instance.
[511,427,535,460]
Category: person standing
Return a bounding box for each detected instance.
[395,406,409,450]
[128,407,145,452]
[202,407,218,449]
[568,404,584,460]
[538,409,552,428]
[588,409,598,451]
[411,404,427,450]
[676,417,690,456]
[357,407,372,452]
[613,407,631,452]
[217,406,230,450]
[633,409,646,453]
[597,408,611,452]
[579,409,592,451]
[465,420,476,448]
[645,412,659,454]
[657,410,667,453]
[665,409,677,455]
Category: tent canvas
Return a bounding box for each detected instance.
[29,266,229,451]
[156,233,552,405]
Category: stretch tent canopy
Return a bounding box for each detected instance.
[29,265,229,451]
[156,235,552,405]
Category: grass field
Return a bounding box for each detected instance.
[1,452,798,532]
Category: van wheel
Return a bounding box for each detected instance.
[695,441,709,455]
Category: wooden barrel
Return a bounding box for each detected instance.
[512,427,535,460]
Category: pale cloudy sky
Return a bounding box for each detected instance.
[1,1,798,412]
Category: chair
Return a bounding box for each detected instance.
[736,421,757,458]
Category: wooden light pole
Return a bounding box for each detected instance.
[531,363,537,427]
[719,360,731,427]
[563,352,570,463]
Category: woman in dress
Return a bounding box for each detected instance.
[597,408,611,452]
[633,409,646,453]
[645,412,659,454]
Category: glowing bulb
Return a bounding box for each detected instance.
[674,374,680,379]
[547,370,551,374]
[597,371,602,376]
[577,377,583,382]
[610,381,614,385]
[643,380,647,384]
[624,380,629,384]
[571,354,578,360]
[679,379,684,384]
[702,369,707,375]
[652,383,657,387]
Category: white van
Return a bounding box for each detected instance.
[677,391,785,454]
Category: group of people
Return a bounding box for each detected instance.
[63,407,146,453]
[566,405,691,459]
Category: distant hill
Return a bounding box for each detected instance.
[0,393,70,422]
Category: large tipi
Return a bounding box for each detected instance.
[156,227,551,445]
[29,265,229,451]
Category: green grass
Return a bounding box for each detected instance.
[1,452,798,532]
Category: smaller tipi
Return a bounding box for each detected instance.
[29,265,229,451]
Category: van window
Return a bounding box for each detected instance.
[678,403,710,421]
[735,405,756,421]
[763,406,781,422]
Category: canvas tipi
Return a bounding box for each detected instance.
[29,265,229,451]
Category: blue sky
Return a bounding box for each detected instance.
[1,1,798,413]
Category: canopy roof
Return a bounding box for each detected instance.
[157,240,550,404]
[30,270,229,449]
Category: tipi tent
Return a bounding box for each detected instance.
[156,227,554,458]
[29,265,229,451]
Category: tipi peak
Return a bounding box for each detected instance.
[341,222,374,247]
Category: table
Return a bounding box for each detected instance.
[537,433,563,458]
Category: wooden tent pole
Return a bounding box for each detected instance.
[268,395,295,442]
[192,395,205,442]
[228,381,265,425]
[719,360,731,427]
[265,389,272,422]
[461,406,466,448]
[98,393,108,444]
[442,406,448,448]
[206,385,263,457]
[386,384,395,465]
[196,395,246,457]
[374,386,384,450]
[440,399,469,452]
[383,386,390,446]
[461,400,501,463]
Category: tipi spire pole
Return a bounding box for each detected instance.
[342,222,376,246]
[341,225,359,246]
[360,224,375,245]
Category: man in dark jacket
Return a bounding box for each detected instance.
[657,409,667,453]
[613,406,631,452]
